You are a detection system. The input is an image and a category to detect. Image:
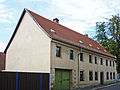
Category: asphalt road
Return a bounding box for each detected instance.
[101,83,120,90]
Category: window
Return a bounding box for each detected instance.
[89,55,92,63]
[113,72,115,79]
[95,72,98,80]
[70,50,74,60]
[110,61,111,66]
[113,61,114,67]
[80,53,83,61]
[106,72,109,80]
[95,57,97,64]
[100,58,103,65]
[80,71,84,81]
[106,60,108,66]
[110,72,112,79]
[56,46,61,57]
[89,71,93,81]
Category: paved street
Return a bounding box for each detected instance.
[101,83,120,90]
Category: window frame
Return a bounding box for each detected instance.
[56,46,61,57]
[106,59,108,66]
[95,56,97,64]
[89,71,93,81]
[80,71,84,81]
[89,55,92,63]
[106,72,109,80]
[95,72,98,80]
[80,53,83,61]
[70,49,74,60]
[100,58,103,65]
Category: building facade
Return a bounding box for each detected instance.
[4,9,117,90]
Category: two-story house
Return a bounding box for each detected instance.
[4,9,117,90]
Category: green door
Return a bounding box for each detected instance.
[55,69,70,90]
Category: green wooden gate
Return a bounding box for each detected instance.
[55,69,70,90]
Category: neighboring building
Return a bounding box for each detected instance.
[4,9,117,90]
[0,52,5,70]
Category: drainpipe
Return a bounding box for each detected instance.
[78,47,82,88]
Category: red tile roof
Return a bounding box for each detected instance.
[0,52,5,70]
[26,9,114,57]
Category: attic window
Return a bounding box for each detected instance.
[104,50,107,52]
[79,40,83,44]
[50,29,56,34]
[89,44,93,47]
[97,47,100,50]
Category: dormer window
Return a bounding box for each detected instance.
[79,40,83,44]
[97,47,100,50]
[50,29,56,34]
[89,44,93,47]
[104,50,107,52]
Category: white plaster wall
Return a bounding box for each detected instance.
[6,12,51,73]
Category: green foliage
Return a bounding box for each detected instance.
[94,14,120,72]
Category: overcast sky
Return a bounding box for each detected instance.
[0,0,120,52]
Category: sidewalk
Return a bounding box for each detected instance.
[74,81,120,90]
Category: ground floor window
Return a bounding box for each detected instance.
[95,72,98,80]
[106,72,109,80]
[89,71,93,81]
[80,71,84,81]
[110,72,112,79]
[113,72,115,79]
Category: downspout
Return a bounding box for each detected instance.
[78,47,82,88]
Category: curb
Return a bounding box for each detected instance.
[92,82,120,90]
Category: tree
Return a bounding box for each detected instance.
[95,14,120,73]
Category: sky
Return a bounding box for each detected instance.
[0,0,120,52]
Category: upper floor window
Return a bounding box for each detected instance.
[95,57,97,64]
[100,58,103,65]
[89,71,93,81]
[70,50,74,60]
[56,46,61,57]
[113,61,115,67]
[106,60,108,66]
[89,55,92,63]
[110,61,112,66]
[80,53,83,61]
[80,71,84,81]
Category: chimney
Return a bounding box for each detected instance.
[84,34,88,37]
[53,18,59,24]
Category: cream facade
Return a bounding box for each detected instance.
[6,11,51,73]
[50,40,117,89]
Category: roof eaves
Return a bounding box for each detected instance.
[25,9,53,39]
[52,35,115,58]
